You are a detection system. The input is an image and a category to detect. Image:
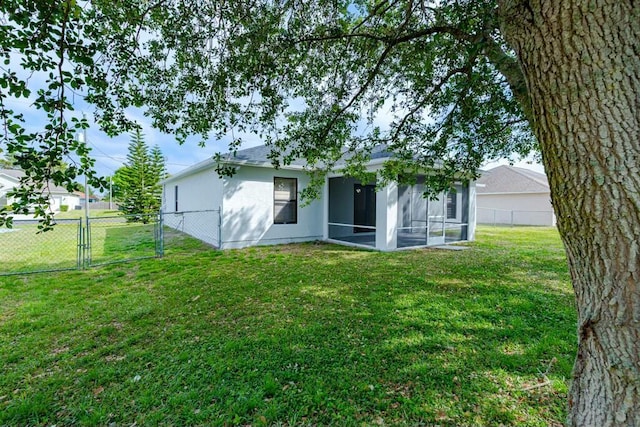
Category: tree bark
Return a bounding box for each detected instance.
[499,1,640,425]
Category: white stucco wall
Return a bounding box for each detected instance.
[476,192,555,226]
[163,168,223,213]
[221,166,323,249]
[162,168,224,247]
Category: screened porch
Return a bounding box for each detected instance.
[326,175,472,251]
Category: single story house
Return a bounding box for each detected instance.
[0,168,80,212]
[74,191,101,204]
[161,145,477,251]
[476,165,555,226]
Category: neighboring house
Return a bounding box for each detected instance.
[0,168,80,212]
[162,145,477,251]
[476,165,556,226]
[74,191,100,204]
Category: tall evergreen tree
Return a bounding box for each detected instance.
[149,144,167,203]
[115,130,165,222]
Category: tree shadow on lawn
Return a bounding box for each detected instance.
[205,268,574,426]
[0,242,575,426]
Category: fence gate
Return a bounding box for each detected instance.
[0,210,220,276]
[84,213,161,267]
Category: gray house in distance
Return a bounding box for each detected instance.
[162,144,477,250]
[476,165,555,226]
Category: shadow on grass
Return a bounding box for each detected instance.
[0,229,574,426]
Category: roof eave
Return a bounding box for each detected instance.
[161,157,307,184]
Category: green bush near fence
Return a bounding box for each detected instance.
[60,205,69,212]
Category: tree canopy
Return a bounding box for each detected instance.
[1,0,537,223]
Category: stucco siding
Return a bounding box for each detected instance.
[162,168,224,246]
[163,168,223,213]
[477,193,555,226]
[221,167,323,249]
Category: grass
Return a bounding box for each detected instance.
[53,209,120,219]
[0,211,158,274]
[0,226,576,426]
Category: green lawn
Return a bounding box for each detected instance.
[0,212,158,274]
[0,226,576,426]
[0,220,82,273]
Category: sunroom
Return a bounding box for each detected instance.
[325,175,476,251]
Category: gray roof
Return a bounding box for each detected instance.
[228,145,309,166]
[0,168,23,180]
[476,165,549,194]
[229,143,394,166]
[164,143,397,184]
[0,168,75,194]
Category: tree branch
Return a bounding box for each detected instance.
[479,35,532,123]
[391,63,472,141]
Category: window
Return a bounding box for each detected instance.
[274,177,297,224]
[174,185,179,212]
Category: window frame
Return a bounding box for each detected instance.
[273,177,298,225]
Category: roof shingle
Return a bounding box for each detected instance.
[476,165,549,194]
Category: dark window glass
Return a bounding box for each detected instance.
[274,177,297,224]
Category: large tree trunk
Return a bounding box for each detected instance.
[499,1,640,425]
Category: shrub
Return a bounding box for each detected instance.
[60,205,69,212]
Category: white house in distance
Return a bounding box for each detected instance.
[161,145,477,251]
[0,168,80,212]
[476,165,555,226]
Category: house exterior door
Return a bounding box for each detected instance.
[428,193,446,245]
[354,184,376,233]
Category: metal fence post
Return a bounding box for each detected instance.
[77,218,82,270]
[157,211,164,257]
[86,216,92,267]
[80,218,87,270]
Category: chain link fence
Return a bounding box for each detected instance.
[85,213,161,267]
[162,210,221,254]
[477,207,556,226]
[0,218,82,275]
[0,209,220,276]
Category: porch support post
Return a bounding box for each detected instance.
[322,176,329,240]
[375,182,398,251]
[467,181,477,241]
